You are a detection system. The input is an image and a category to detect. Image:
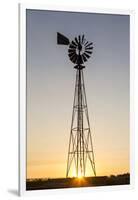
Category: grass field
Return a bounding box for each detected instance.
[26,173,130,190]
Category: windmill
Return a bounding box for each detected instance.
[57,32,96,178]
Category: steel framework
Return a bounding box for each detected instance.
[66,66,96,178]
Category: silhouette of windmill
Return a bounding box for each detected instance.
[57,32,96,178]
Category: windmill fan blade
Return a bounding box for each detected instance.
[68,49,76,53]
[84,53,90,59]
[70,54,78,64]
[85,42,93,48]
[68,52,76,58]
[69,44,76,49]
[72,41,77,47]
[57,32,70,45]
[69,52,76,58]
[84,41,89,46]
[82,35,84,44]
[82,54,87,62]
[75,37,79,44]
[78,35,81,44]
[85,50,92,54]
[85,46,93,50]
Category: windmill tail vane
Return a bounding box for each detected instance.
[57,32,96,178]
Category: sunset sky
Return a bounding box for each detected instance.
[26,9,130,179]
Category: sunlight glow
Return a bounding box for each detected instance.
[78,173,83,179]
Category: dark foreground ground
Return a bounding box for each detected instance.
[26,173,130,190]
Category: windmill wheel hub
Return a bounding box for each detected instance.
[76,45,85,55]
[78,44,82,51]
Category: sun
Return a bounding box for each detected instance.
[71,169,84,179]
[77,176,83,180]
[77,171,84,179]
[77,174,83,179]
